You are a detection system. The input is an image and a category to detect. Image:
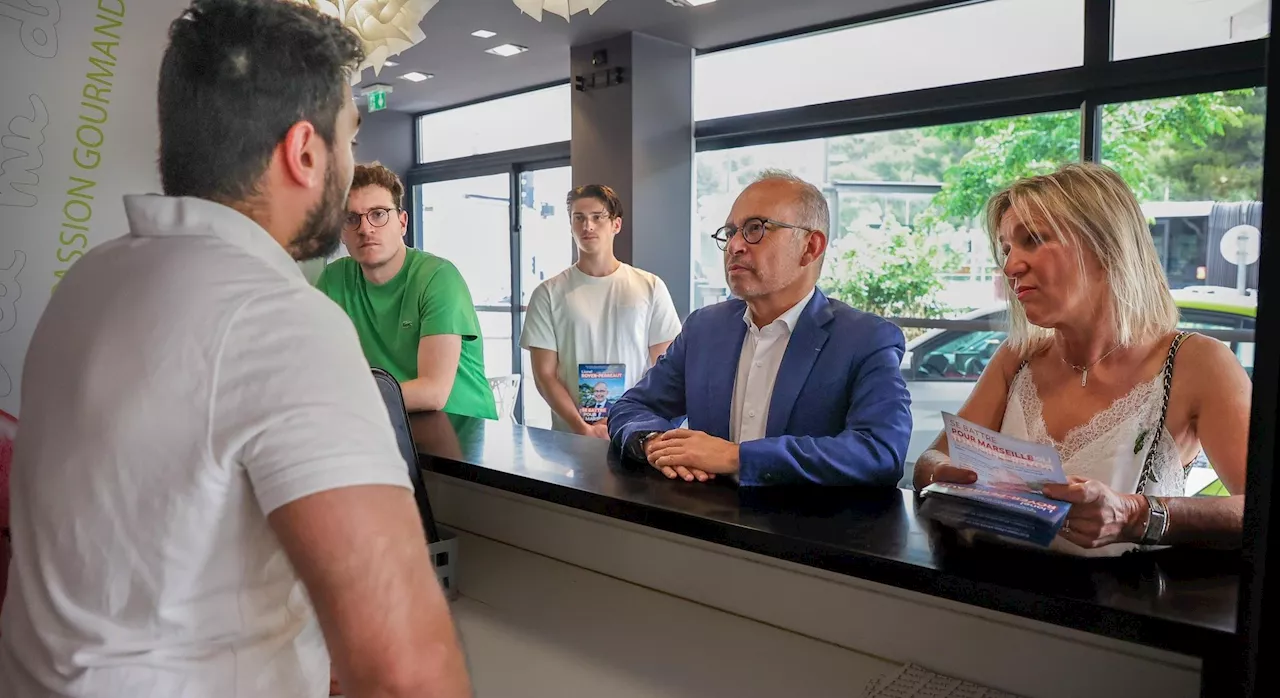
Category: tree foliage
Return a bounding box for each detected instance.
[925,90,1255,225]
[820,215,959,322]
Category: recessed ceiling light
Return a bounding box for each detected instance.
[399,71,433,82]
[485,43,528,58]
[471,29,497,39]
[667,0,717,6]
[383,60,399,67]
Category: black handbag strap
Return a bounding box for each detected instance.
[1135,332,1193,495]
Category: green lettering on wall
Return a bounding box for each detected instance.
[93,14,123,40]
[67,177,96,200]
[54,3,126,288]
[87,55,115,88]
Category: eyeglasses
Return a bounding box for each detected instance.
[712,217,813,251]
[571,212,613,227]
[344,207,399,231]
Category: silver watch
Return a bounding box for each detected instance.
[1141,495,1169,545]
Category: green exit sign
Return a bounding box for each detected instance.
[368,90,387,112]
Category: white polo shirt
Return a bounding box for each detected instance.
[0,196,412,697]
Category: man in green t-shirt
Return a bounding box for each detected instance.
[317,162,498,420]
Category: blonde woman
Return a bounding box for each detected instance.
[912,163,1250,557]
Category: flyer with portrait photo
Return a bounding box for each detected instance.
[578,364,625,424]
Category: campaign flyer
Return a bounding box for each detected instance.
[578,364,625,424]
[920,413,1071,547]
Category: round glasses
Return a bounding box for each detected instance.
[712,217,812,251]
[344,207,398,231]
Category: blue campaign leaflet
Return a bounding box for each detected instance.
[921,413,1071,547]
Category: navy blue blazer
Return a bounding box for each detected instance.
[608,290,912,486]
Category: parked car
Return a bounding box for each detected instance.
[899,287,1256,495]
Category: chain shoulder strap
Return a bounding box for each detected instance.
[1135,332,1192,495]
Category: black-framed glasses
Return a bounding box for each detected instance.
[712,217,813,251]
[344,207,399,231]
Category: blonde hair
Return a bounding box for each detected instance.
[985,162,1178,357]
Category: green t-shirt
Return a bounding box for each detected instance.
[317,249,498,420]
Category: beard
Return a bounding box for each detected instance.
[288,157,347,262]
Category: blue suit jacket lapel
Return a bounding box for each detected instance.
[705,308,747,441]
[766,292,833,438]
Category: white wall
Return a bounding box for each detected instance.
[0,0,191,418]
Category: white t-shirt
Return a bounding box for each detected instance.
[0,196,412,698]
[519,263,682,432]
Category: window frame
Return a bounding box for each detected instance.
[408,149,572,424]
[691,0,1264,330]
[413,81,572,166]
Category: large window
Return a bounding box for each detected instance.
[1112,0,1269,60]
[694,0,1082,122]
[697,85,1265,481]
[416,84,570,164]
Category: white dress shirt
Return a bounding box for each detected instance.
[0,195,411,698]
[729,288,816,443]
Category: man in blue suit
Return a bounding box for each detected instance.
[608,170,912,486]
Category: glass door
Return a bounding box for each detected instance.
[417,173,514,384]
[414,166,574,426]
[517,166,574,429]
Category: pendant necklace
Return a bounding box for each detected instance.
[1060,343,1122,387]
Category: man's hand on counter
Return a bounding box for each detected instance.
[646,429,739,482]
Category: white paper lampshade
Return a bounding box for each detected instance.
[292,1,440,78]
[512,0,609,22]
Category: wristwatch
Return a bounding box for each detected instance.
[1141,495,1169,545]
[628,430,661,461]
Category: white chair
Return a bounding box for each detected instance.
[488,374,521,423]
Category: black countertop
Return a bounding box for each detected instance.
[411,412,1239,658]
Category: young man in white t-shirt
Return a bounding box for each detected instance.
[520,185,682,438]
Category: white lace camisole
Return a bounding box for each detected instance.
[999,337,1194,557]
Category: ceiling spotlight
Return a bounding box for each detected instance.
[383,60,399,67]
[666,0,717,6]
[399,71,433,82]
[471,29,497,38]
[485,43,529,57]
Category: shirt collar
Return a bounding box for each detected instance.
[742,287,816,333]
[123,194,306,283]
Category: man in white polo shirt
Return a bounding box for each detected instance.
[520,184,682,437]
[0,2,470,697]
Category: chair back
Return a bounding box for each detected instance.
[371,368,440,543]
[488,374,521,423]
